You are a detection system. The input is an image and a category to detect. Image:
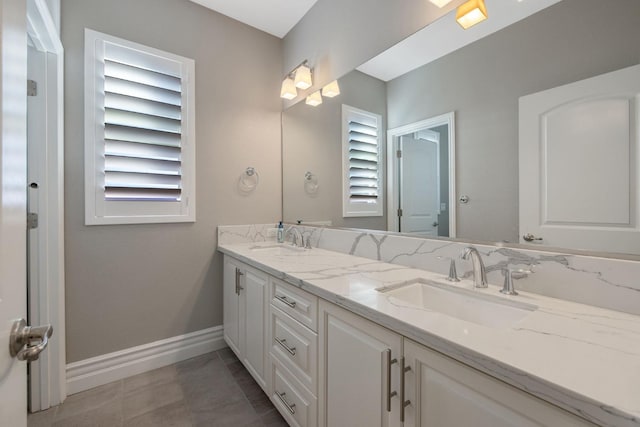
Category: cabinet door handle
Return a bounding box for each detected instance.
[275,337,297,356]
[275,294,296,308]
[400,357,411,423]
[275,391,296,415]
[235,268,244,294]
[386,349,398,412]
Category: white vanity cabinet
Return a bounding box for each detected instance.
[403,339,595,427]
[222,255,269,391]
[318,300,402,427]
[268,277,319,427]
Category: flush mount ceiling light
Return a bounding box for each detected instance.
[428,0,453,7]
[322,80,340,98]
[456,0,488,29]
[305,90,323,107]
[294,63,313,90]
[280,77,297,100]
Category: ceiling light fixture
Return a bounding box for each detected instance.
[305,91,323,107]
[428,0,453,7]
[280,77,297,100]
[456,0,488,29]
[294,63,313,90]
[280,60,314,100]
[322,80,340,98]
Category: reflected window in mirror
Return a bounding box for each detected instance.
[342,105,383,217]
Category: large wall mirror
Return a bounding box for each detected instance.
[282,0,640,256]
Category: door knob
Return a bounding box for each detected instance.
[9,318,53,362]
[522,233,543,242]
[432,222,438,227]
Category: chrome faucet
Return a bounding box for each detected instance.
[462,246,488,288]
[285,226,303,247]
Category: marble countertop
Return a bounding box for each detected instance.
[218,241,640,426]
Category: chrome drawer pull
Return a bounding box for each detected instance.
[275,294,296,308]
[276,391,296,415]
[275,337,297,356]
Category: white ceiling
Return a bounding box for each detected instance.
[357,0,563,81]
[189,0,318,38]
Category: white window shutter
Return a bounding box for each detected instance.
[342,105,383,217]
[85,29,196,225]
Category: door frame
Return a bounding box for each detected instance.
[26,0,66,411]
[386,112,456,237]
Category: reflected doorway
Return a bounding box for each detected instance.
[387,112,456,238]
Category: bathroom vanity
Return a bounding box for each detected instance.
[218,225,640,427]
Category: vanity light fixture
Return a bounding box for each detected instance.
[322,80,340,98]
[280,77,297,100]
[294,63,313,90]
[305,90,323,107]
[428,0,453,7]
[456,0,488,29]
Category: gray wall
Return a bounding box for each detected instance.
[283,70,387,230]
[62,0,282,362]
[386,0,640,243]
[282,0,465,106]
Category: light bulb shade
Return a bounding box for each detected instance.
[456,0,488,29]
[294,64,313,90]
[322,80,341,98]
[305,91,322,107]
[429,0,453,7]
[280,77,297,100]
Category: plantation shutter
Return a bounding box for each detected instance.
[102,43,183,201]
[348,119,380,203]
[342,105,383,217]
[85,29,195,225]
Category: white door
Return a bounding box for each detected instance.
[400,132,440,236]
[241,268,268,391]
[319,301,402,427]
[1,0,28,425]
[403,339,590,427]
[223,256,241,355]
[519,64,640,254]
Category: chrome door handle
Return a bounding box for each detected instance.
[9,318,53,362]
[522,233,542,242]
[275,337,297,356]
[275,391,296,415]
[386,349,398,412]
[274,295,296,308]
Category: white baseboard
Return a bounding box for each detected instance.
[66,326,226,395]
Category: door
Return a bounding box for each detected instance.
[319,301,402,427]
[400,132,440,236]
[403,339,591,426]
[241,268,267,390]
[223,256,241,355]
[1,0,28,425]
[519,64,640,253]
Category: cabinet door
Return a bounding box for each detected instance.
[403,339,593,427]
[241,267,268,391]
[318,301,402,427]
[223,256,241,355]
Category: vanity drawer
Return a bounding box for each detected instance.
[271,358,317,427]
[270,277,318,331]
[270,305,317,394]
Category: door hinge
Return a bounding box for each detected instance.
[27,80,37,97]
[396,149,402,158]
[27,212,38,230]
[397,208,403,217]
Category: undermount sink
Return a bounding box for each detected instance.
[249,243,307,254]
[377,279,537,328]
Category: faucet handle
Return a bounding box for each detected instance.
[447,259,460,282]
[500,267,532,296]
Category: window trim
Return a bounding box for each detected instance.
[84,29,196,225]
[342,104,384,217]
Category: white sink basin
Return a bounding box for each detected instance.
[378,279,537,328]
[249,243,307,254]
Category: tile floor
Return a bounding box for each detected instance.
[27,348,288,427]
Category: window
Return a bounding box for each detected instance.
[342,105,383,217]
[84,29,195,225]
